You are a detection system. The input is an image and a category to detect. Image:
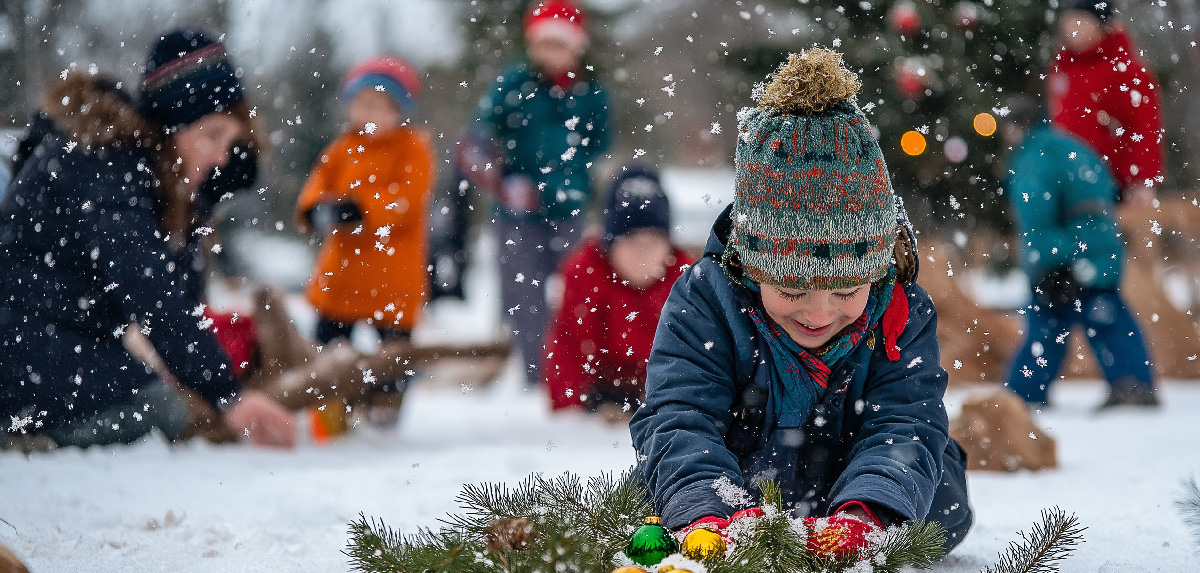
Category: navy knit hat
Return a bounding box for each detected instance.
[729,48,897,291]
[1063,0,1113,23]
[139,29,244,133]
[603,165,671,249]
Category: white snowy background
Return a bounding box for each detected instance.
[2,172,1198,572]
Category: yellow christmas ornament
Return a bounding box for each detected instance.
[658,565,695,573]
[611,567,647,573]
[680,527,725,560]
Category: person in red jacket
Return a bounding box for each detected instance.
[542,166,691,422]
[1047,0,1164,206]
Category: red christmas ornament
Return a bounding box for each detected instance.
[887,0,922,36]
[952,2,981,32]
[894,58,930,100]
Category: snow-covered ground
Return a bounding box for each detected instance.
[2,375,1199,571]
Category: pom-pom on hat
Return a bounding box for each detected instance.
[139,28,244,133]
[340,56,422,119]
[524,0,588,51]
[729,48,898,291]
[603,165,671,249]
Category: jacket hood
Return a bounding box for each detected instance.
[704,203,919,285]
[42,72,154,151]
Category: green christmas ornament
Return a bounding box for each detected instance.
[626,516,678,566]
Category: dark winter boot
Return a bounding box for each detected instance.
[1097,378,1160,410]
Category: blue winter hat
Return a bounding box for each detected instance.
[603,165,671,249]
[139,28,244,133]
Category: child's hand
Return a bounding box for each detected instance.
[802,502,881,559]
[307,201,363,235]
[223,390,297,449]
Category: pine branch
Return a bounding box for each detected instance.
[711,510,815,573]
[758,480,784,513]
[868,520,947,573]
[446,474,542,534]
[344,514,494,573]
[1176,474,1200,549]
[584,470,655,548]
[982,507,1085,573]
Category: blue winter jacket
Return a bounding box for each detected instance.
[631,207,966,536]
[0,75,239,429]
[1005,124,1123,290]
[468,62,609,220]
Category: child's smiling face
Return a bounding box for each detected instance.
[759,283,872,349]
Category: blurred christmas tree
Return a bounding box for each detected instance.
[724,0,1055,233]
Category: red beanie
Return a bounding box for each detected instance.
[524,0,588,50]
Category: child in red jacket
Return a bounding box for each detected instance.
[542,166,690,422]
[1048,0,1163,205]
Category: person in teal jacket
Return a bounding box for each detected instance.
[457,0,610,385]
[1001,96,1158,408]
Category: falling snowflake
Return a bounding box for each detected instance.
[710,122,722,134]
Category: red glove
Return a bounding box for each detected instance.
[803,502,881,559]
[678,508,765,559]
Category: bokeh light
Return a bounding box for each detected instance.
[900,130,927,155]
[973,112,997,136]
[944,136,969,163]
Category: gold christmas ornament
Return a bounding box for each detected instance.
[680,527,725,560]
[611,567,647,573]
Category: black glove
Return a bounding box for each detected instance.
[429,251,466,301]
[1034,267,1082,307]
[306,201,363,235]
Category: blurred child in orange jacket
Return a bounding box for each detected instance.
[295,56,434,427]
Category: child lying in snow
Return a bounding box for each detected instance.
[629,49,973,558]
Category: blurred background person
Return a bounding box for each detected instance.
[1048,0,1164,206]
[0,29,295,452]
[542,166,689,423]
[294,55,434,429]
[1000,96,1158,409]
[455,0,610,386]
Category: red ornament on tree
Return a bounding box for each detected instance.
[887,0,922,36]
[952,2,981,33]
[894,58,930,100]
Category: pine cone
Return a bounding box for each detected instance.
[485,517,536,553]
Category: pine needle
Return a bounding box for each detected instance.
[757,480,783,512]
[869,520,947,572]
[981,507,1085,573]
[1176,474,1200,548]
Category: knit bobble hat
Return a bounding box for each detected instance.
[603,165,671,249]
[139,28,244,133]
[524,0,588,51]
[729,48,898,291]
[341,56,422,119]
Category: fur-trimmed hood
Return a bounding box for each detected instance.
[41,72,155,151]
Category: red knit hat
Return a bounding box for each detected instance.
[524,0,588,50]
[340,56,421,118]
